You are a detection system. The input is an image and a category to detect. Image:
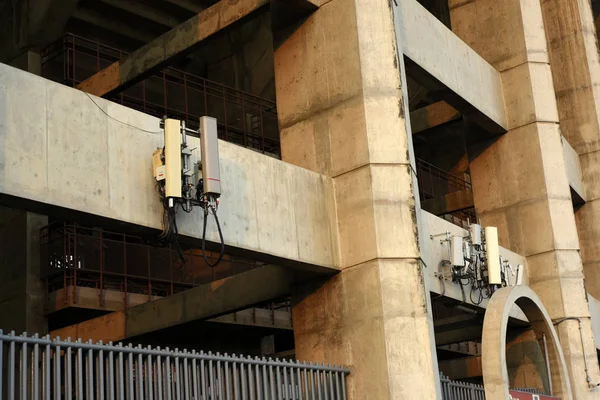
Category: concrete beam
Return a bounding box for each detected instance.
[410,101,461,134]
[48,286,293,330]
[211,307,293,330]
[434,314,483,333]
[438,341,482,356]
[398,0,507,132]
[77,0,269,97]
[421,189,474,216]
[49,265,293,342]
[0,63,337,269]
[435,326,483,346]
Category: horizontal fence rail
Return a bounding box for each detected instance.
[0,331,349,400]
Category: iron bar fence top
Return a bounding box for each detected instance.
[0,331,350,374]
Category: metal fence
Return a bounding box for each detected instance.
[416,159,472,201]
[0,331,349,400]
[440,374,545,400]
[440,374,486,400]
[40,34,280,156]
[41,222,264,310]
[415,159,477,227]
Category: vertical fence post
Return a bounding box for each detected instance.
[99,230,104,307]
[223,87,229,141]
[73,225,78,305]
[123,236,128,309]
[147,247,152,302]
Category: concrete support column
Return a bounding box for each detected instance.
[0,0,78,64]
[0,207,47,334]
[9,51,41,76]
[274,0,439,398]
[538,0,600,303]
[506,330,550,393]
[450,1,600,398]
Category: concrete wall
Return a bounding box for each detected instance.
[398,0,507,131]
[0,63,338,269]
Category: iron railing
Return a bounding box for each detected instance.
[41,34,280,156]
[416,158,472,201]
[416,159,476,227]
[440,374,485,400]
[41,222,261,310]
[0,330,349,399]
[439,207,477,229]
[440,374,547,400]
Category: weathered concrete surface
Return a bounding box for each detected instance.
[0,208,47,334]
[275,0,440,398]
[482,286,572,400]
[398,0,507,131]
[539,0,600,306]
[0,63,337,269]
[77,0,269,97]
[410,101,461,134]
[539,0,600,309]
[451,0,600,396]
[50,265,292,342]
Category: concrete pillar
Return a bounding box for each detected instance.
[0,0,78,64]
[450,0,600,397]
[0,207,47,334]
[274,0,439,398]
[537,0,600,304]
[9,51,41,76]
[506,330,550,393]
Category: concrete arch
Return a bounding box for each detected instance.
[482,285,572,400]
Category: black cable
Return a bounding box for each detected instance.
[84,92,163,134]
[202,204,225,267]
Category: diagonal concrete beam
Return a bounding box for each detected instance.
[77,0,269,97]
[410,101,461,134]
[49,265,293,342]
